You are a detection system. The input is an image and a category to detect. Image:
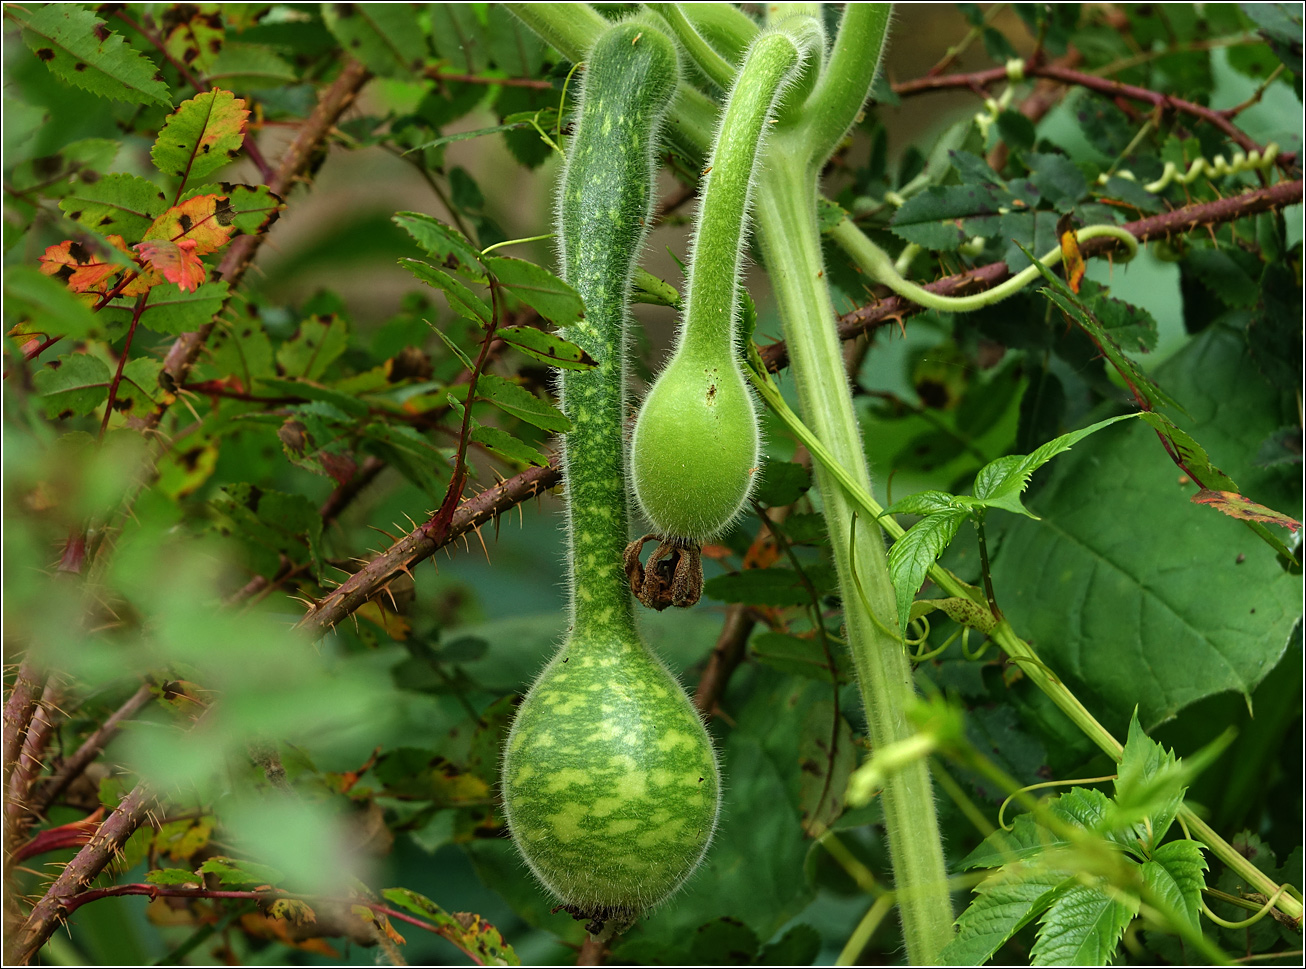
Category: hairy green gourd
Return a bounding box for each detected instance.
[500,22,720,924]
[631,30,804,544]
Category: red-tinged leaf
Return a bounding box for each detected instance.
[151,89,249,185]
[39,240,122,293]
[134,238,206,292]
[142,194,234,254]
[1191,489,1301,532]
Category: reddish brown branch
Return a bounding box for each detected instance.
[297,456,562,637]
[3,661,44,801]
[8,783,155,965]
[425,66,555,90]
[892,60,1296,171]
[28,682,155,817]
[693,605,756,716]
[759,179,1304,372]
[5,682,59,857]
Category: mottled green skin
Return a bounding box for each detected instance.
[631,358,758,542]
[501,22,720,921]
[502,635,719,918]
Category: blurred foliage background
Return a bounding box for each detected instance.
[3,3,1302,966]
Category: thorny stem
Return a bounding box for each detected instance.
[7,783,155,965]
[99,294,148,438]
[425,285,502,547]
[892,59,1296,172]
[759,178,1304,372]
[27,683,155,817]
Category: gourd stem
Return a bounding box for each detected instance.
[799,3,892,166]
[755,147,954,965]
[647,3,736,90]
[829,217,1139,313]
[751,6,953,962]
[556,22,678,642]
[680,31,800,363]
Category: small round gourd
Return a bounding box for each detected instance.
[501,634,719,920]
[630,355,759,543]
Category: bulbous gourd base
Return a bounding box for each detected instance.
[501,633,720,922]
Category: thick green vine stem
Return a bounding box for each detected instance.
[500,21,720,926]
[830,218,1139,313]
[630,29,804,544]
[751,4,956,964]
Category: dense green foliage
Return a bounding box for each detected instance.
[3,3,1302,966]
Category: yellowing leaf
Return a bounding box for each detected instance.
[39,239,123,293]
[1191,489,1301,531]
[151,89,249,184]
[1058,215,1086,293]
[143,194,234,254]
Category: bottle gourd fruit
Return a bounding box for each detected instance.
[631,30,802,544]
[500,22,720,924]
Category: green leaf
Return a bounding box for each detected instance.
[757,924,821,966]
[704,568,811,607]
[207,43,299,89]
[959,813,1072,870]
[393,212,487,281]
[883,489,963,517]
[151,89,248,184]
[686,918,760,965]
[1030,878,1139,966]
[1111,712,1183,848]
[196,855,284,887]
[321,3,427,77]
[749,632,849,684]
[102,281,230,337]
[754,461,812,508]
[429,4,490,73]
[942,866,1073,966]
[257,376,370,419]
[797,700,856,837]
[60,172,169,243]
[971,414,1139,517]
[887,508,971,637]
[1149,846,1206,935]
[402,259,490,325]
[889,185,988,250]
[1024,152,1088,211]
[34,353,111,418]
[276,313,349,380]
[991,328,1302,728]
[483,255,585,327]
[361,423,447,498]
[495,325,596,370]
[212,484,326,580]
[15,4,172,107]
[4,266,100,341]
[145,868,201,886]
[469,425,549,467]
[475,374,569,432]
[381,888,519,965]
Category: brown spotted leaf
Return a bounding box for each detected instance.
[12,3,171,107]
[39,238,126,294]
[142,194,234,254]
[151,89,249,185]
[1191,490,1301,531]
[161,6,225,74]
